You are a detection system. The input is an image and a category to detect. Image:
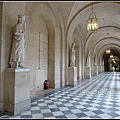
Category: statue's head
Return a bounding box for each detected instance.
[18,14,25,19]
[72,43,75,47]
[18,14,25,23]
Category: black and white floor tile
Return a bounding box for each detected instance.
[1,72,120,119]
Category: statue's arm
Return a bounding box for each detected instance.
[14,32,24,36]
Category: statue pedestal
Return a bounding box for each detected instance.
[102,66,104,72]
[93,66,98,76]
[68,67,77,86]
[98,66,102,73]
[4,68,30,115]
[85,67,91,79]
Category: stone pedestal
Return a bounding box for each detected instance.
[98,66,102,73]
[4,68,30,115]
[85,67,91,79]
[102,66,104,72]
[68,67,77,86]
[93,66,98,76]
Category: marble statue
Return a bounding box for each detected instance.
[70,43,76,67]
[9,14,26,68]
[86,51,90,67]
[94,55,97,66]
[102,59,104,66]
[99,56,102,65]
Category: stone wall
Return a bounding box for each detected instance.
[0,2,63,106]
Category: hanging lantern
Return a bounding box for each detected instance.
[106,49,111,54]
[87,5,99,32]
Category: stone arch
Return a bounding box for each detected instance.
[97,44,120,72]
[108,56,120,71]
[24,2,62,94]
[85,27,120,56]
[73,26,83,80]
[94,38,120,64]
[98,44,120,61]
[49,3,66,87]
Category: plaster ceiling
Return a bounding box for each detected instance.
[55,1,120,57]
[32,1,120,58]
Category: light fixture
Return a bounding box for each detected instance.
[110,54,113,58]
[106,49,111,54]
[87,5,99,32]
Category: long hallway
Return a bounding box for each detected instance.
[1,72,120,119]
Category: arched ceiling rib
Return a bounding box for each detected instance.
[85,26,120,54]
[98,44,120,59]
[94,38,120,54]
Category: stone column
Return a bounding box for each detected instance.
[4,68,30,115]
[85,67,91,79]
[68,67,77,86]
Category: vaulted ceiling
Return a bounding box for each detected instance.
[26,1,120,62]
[51,1,120,60]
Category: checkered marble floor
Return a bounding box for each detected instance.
[1,72,120,119]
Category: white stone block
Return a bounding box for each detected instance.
[93,66,98,76]
[68,67,77,86]
[85,67,91,79]
[4,68,30,115]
